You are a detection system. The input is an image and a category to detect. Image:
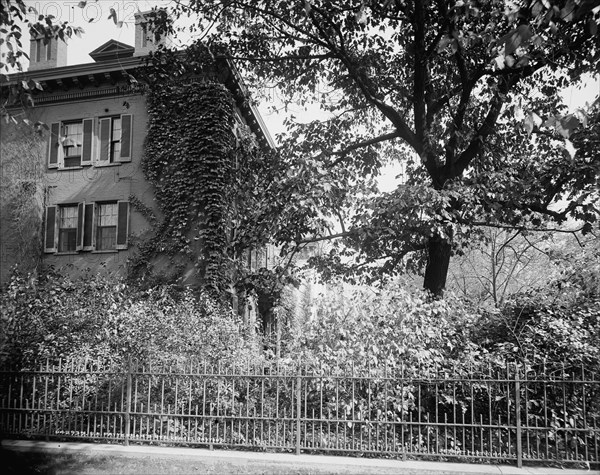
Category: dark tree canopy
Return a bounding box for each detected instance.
[160,0,599,295]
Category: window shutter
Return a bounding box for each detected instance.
[76,202,84,251]
[116,201,129,250]
[44,206,57,253]
[98,118,111,163]
[81,118,94,165]
[83,203,95,251]
[48,122,60,168]
[119,114,132,161]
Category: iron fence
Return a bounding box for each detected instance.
[0,358,598,468]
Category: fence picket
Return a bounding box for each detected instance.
[0,357,598,468]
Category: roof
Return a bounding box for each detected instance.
[88,40,135,62]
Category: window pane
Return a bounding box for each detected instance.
[112,142,121,159]
[59,206,77,228]
[98,203,118,226]
[97,227,116,250]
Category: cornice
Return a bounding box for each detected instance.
[4,56,146,84]
[3,51,275,149]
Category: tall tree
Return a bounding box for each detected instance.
[157,0,599,295]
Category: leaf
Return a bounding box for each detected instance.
[108,8,118,24]
[78,1,87,7]
[437,35,453,53]
[563,139,576,158]
[556,115,580,138]
[499,25,533,56]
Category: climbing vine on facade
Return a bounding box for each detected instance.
[128,62,236,296]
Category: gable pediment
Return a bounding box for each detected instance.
[89,40,135,62]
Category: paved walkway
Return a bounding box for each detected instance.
[2,439,598,475]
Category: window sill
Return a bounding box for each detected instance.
[57,166,84,171]
[94,162,121,168]
[54,252,79,255]
[91,250,119,254]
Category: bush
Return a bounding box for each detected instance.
[0,269,260,369]
[291,281,481,371]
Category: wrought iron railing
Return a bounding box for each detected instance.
[0,358,598,468]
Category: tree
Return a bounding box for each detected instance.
[158,0,600,295]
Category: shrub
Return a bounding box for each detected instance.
[291,281,481,371]
[0,269,260,369]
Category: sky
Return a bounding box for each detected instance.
[5,1,600,192]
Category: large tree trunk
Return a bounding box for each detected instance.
[423,236,452,297]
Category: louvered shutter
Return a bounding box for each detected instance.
[76,202,84,251]
[119,114,132,162]
[48,122,60,168]
[115,201,129,250]
[82,203,95,251]
[44,206,57,253]
[81,119,94,165]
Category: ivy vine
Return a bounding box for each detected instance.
[128,70,236,296]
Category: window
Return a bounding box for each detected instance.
[48,119,93,169]
[45,201,129,254]
[58,205,78,252]
[48,115,131,169]
[98,115,132,164]
[62,121,83,167]
[96,203,118,250]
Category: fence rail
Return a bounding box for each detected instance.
[1,358,598,468]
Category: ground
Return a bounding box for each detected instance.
[1,441,597,475]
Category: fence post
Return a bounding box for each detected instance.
[124,357,133,446]
[296,359,302,455]
[515,364,522,468]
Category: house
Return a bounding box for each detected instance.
[0,11,274,289]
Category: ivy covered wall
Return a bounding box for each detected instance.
[128,79,236,296]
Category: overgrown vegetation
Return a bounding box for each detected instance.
[129,73,235,295]
[0,270,260,369]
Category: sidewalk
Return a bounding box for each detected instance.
[2,439,598,475]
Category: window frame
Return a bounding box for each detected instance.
[97,114,132,165]
[57,204,79,254]
[44,201,129,254]
[95,202,119,251]
[61,120,84,168]
[47,114,131,170]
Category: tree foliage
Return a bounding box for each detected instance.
[161,0,600,295]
